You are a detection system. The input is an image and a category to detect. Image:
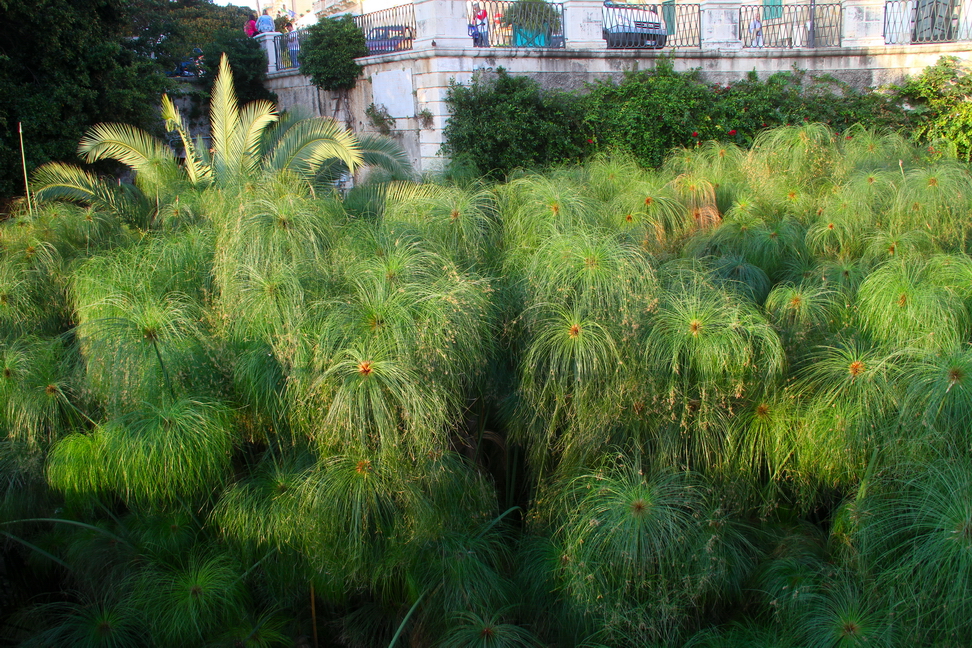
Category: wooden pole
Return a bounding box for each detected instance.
[18,123,33,217]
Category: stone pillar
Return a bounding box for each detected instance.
[413,0,471,49]
[564,0,606,49]
[255,32,282,74]
[701,0,743,49]
[843,0,887,46]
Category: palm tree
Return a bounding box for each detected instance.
[32,55,409,229]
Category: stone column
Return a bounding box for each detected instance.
[564,0,606,49]
[843,0,887,46]
[255,32,282,74]
[413,0,471,49]
[701,0,743,49]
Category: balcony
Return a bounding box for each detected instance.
[601,2,701,49]
[740,3,843,48]
[465,0,566,48]
[355,4,417,54]
[885,0,972,43]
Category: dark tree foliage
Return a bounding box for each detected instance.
[0,0,167,206]
[442,68,586,178]
[199,30,277,106]
[130,0,253,72]
[300,15,369,91]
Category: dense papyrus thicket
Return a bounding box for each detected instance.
[3,64,972,646]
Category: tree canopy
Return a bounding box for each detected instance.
[0,0,166,205]
[0,0,272,207]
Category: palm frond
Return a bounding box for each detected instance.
[236,98,279,177]
[264,117,362,179]
[77,122,178,184]
[32,162,143,222]
[210,54,241,179]
[357,133,414,180]
[160,94,212,188]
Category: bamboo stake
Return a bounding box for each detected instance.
[18,123,33,217]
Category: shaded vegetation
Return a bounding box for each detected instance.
[4,57,972,647]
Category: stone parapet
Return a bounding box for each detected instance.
[701,0,743,50]
[842,0,887,47]
[412,0,471,49]
[564,0,607,49]
[255,32,282,73]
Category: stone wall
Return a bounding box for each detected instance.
[260,3,972,175]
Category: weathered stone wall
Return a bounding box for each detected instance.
[266,41,972,174]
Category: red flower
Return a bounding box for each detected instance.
[728,129,737,136]
[803,117,809,121]
[845,135,853,140]
[762,123,768,127]
[586,138,593,144]
[692,131,699,137]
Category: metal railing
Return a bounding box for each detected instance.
[740,3,842,47]
[274,28,308,71]
[354,3,417,55]
[465,1,567,48]
[884,0,972,43]
[601,2,700,48]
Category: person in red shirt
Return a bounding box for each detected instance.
[469,3,490,46]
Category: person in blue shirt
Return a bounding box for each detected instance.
[256,9,275,34]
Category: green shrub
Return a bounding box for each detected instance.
[583,61,909,165]
[714,69,909,145]
[442,60,912,174]
[502,0,563,32]
[301,15,369,92]
[583,60,718,167]
[442,68,585,177]
[895,56,972,159]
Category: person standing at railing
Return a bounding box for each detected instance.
[286,23,300,67]
[470,2,490,46]
[750,15,764,47]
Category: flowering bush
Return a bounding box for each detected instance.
[444,60,912,174]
